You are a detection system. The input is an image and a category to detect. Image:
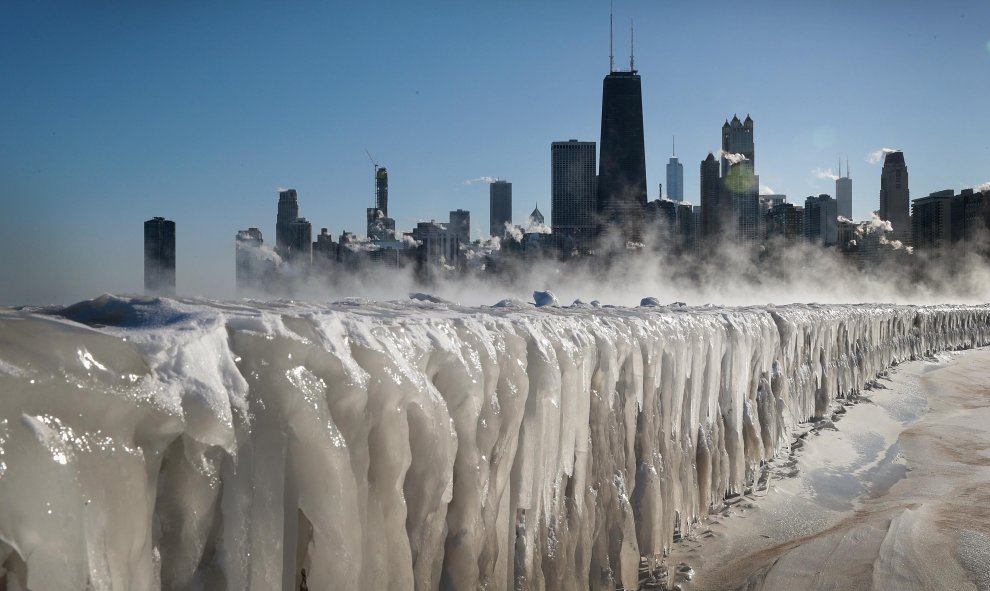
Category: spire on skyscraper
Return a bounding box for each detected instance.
[609,2,614,73]
[630,20,635,72]
[672,136,676,157]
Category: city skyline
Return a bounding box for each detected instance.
[3,1,990,304]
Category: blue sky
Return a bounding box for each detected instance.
[2,1,989,304]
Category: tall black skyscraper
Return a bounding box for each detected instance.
[376,167,389,216]
[276,189,299,257]
[879,151,910,244]
[367,166,395,241]
[700,154,722,240]
[490,180,512,237]
[144,216,175,295]
[597,26,647,243]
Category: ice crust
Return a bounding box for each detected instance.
[1,295,989,590]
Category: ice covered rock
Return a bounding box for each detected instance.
[408,292,452,305]
[492,298,527,308]
[532,290,558,307]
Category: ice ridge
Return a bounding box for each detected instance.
[0,296,988,590]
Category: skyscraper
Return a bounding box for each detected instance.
[879,151,910,244]
[721,115,755,175]
[759,194,787,239]
[367,208,395,242]
[287,218,312,265]
[144,216,175,295]
[700,153,722,240]
[235,227,274,293]
[366,165,395,241]
[836,159,853,219]
[805,194,838,246]
[597,56,647,242]
[376,167,389,215]
[665,138,683,202]
[489,180,512,237]
[276,189,299,257]
[449,209,470,244]
[911,190,954,252]
[551,140,597,252]
[721,115,760,242]
[766,203,804,241]
[529,205,544,226]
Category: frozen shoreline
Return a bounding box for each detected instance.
[1,296,990,590]
[669,347,990,591]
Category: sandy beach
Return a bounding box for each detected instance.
[665,347,990,591]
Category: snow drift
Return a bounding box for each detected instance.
[1,296,989,590]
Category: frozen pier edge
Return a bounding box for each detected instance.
[1,296,989,590]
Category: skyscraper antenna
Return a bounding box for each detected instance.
[846,156,850,178]
[672,135,676,157]
[838,156,841,177]
[630,19,635,72]
[609,1,614,73]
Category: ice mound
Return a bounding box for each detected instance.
[532,290,558,307]
[640,297,661,307]
[59,293,194,327]
[0,297,988,590]
[492,298,527,308]
[408,292,453,305]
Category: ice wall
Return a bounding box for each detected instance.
[0,296,988,590]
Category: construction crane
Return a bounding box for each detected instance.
[365,148,379,174]
[364,149,388,215]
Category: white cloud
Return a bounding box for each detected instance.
[866,147,898,164]
[812,168,839,181]
[719,150,748,165]
[759,185,776,195]
[976,181,990,192]
[463,176,498,185]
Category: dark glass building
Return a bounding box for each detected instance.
[449,209,470,244]
[287,217,313,265]
[700,153,722,240]
[376,167,389,215]
[721,115,760,242]
[879,151,910,244]
[144,216,176,295]
[276,189,299,257]
[766,203,804,241]
[551,140,597,253]
[597,70,647,242]
[489,180,512,237]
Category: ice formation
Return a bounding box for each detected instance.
[0,295,989,590]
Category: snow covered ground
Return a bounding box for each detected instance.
[669,347,990,591]
[0,295,988,590]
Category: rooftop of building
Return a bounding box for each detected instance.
[883,151,906,166]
